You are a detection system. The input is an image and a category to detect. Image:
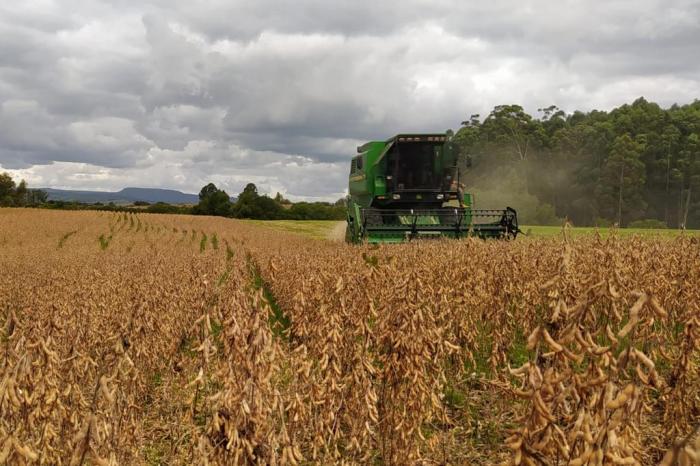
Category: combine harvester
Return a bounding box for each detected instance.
[345,134,519,243]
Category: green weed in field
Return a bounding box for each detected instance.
[199,232,207,253]
[98,234,112,250]
[224,240,234,261]
[58,230,77,248]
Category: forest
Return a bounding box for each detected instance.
[453,98,700,228]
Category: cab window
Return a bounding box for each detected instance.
[352,156,363,173]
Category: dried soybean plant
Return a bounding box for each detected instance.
[1,209,699,465]
[0,210,276,464]
[250,224,699,465]
[504,232,664,465]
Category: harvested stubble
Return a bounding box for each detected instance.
[0,208,698,465]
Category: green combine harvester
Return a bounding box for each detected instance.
[345,133,519,243]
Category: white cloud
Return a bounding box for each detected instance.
[0,0,698,199]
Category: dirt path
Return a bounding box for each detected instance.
[327,221,346,241]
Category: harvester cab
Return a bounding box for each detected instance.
[345,133,519,243]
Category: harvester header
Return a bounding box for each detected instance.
[345,133,519,243]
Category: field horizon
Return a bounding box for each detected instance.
[244,218,700,242]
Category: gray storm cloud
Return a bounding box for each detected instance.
[0,0,699,200]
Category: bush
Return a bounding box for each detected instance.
[628,219,668,229]
[147,202,188,214]
[286,202,346,220]
[594,217,614,228]
[531,203,563,226]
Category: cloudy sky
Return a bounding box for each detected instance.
[1,0,699,200]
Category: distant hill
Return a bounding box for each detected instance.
[42,187,200,205]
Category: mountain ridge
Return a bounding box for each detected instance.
[41,187,200,205]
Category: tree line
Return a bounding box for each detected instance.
[0,173,48,207]
[192,182,345,220]
[453,98,700,228]
[0,173,345,221]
